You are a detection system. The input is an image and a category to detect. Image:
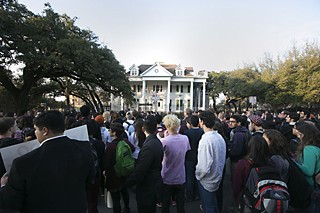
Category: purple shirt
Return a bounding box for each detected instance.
[160,134,190,185]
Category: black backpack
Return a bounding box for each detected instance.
[286,158,311,208]
[242,165,290,213]
[89,138,101,178]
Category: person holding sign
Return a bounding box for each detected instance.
[0,111,95,213]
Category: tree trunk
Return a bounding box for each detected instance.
[14,89,31,113]
[212,97,218,113]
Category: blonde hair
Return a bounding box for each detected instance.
[102,111,110,122]
[162,114,180,133]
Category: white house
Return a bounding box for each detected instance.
[112,62,209,113]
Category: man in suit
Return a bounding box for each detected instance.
[0,110,95,213]
[126,117,164,213]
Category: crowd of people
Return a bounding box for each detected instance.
[0,106,319,213]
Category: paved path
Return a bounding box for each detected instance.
[98,159,235,213]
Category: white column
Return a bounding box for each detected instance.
[166,80,171,112]
[190,81,193,110]
[110,86,114,110]
[142,80,146,104]
[202,81,206,110]
[121,97,124,110]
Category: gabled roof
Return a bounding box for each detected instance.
[128,63,195,77]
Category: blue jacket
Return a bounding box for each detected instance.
[229,126,250,162]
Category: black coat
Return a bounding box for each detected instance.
[126,134,164,206]
[0,136,95,213]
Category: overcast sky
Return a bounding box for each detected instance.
[18,0,320,71]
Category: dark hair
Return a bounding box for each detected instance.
[143,117,157,134]
[65,116,77,130]
[265,113,274,121]
[241,115,248,127]
[296,121,320,156]
[263,129,290,159]
[134,119,146,148]
[213,119,226,139]
[154,113,163,125]
[80,105,91,117]
[288,112,300,122]
[247,135,270,167]
[199,111,216,128]
[301,109,310,118]
[0,117,15,135]
[33,111,65,134]
[230,115,242,124]
[79,119,102,140]
[109,122,124,138]
[187,115,199,127]
[4,111,14,117]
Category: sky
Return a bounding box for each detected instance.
[18,0,320,72]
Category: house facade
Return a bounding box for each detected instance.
[113,62,208,113]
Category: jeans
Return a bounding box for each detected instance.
[198,182,219,213]
[162,184,185,213]
[185,160,199,201]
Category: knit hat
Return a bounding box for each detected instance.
[94,115,104,124]
[249,115,262,126]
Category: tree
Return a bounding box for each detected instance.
[0,0,132,112]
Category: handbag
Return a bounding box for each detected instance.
[104,189,113,208]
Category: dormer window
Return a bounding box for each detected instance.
[130,64,139,76]
[175,65,184,76]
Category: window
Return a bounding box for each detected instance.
[176,99,180,110]
[187,100,190,108]
[181,85,184,93]
[170,85,172,93]
[137,85,141,92]
[153,85,163,92]
[188,85,191,93]
[176,85,179,92]
[175,99,183,111]
[133,85,136,92]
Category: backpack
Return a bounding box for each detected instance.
[243,165,290,213]
[89,138,101,178]
[114,140,135,177]
[286,158,311,208]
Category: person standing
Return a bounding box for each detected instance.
[160,114,190,213]
[294,122,320,213]
[228,115,250,181]
[183,115,204,202]
[196,111,226,213]
[126,118,164,213]
[104,123,134,213]
[0,117,23,179]
[0,111,95,213]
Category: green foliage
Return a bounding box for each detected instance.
[208,41,320,111]
[0,0,132,111]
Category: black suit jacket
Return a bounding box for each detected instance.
[126,134,164,206]
[0,136,95,213]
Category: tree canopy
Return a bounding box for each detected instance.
[0,0,132,112]
[208,41,320,112]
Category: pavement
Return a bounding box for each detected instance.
[98,159,235,213]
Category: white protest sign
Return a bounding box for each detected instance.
[0,125,88,172]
